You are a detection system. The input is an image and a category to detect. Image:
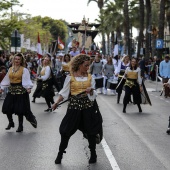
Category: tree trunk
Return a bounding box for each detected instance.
[102,32,106,55]
[137,0,144,58]
[107,33,110,55]
[151,32,157,58]
[123,0,130,56]
[145,0,151,59]
[111,31,114,55]
[157,0,165,59]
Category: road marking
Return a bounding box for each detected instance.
[101,138,121,170]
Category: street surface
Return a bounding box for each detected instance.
[0,80,170,170]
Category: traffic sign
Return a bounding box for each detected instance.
[156,39,163,49]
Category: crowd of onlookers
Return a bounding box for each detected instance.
[0,50,170,98]
[138,55,162,81]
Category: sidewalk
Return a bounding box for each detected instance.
[144,79,163,92]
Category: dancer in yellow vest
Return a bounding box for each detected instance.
[52,54,103,164]
[123,57,143,113]
[0,53,37,132]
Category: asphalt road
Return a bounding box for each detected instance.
[0,80,170,170]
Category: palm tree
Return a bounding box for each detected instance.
[157,0,166,59]
[137,0,144,58]
[145,0,152,59]
[103,2,124,55]
[123,0,130,56]
[87,0,110,54]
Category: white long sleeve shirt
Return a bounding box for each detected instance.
[0,68,33,90]
[59,75,97,101]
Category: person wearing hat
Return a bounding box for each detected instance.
[0,53,37,132]
[159,55,170,98]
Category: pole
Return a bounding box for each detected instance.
[152,65,161,92]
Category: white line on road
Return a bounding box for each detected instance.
[101,138,121,170]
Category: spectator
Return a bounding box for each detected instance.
[159,55,170,98]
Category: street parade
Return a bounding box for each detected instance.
[0,0,170,170]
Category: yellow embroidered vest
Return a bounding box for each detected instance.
[40,67,46,76]
[127,71,138,79]
[62,63,70,72]
[70,74,91,95]
[9,66,24,83]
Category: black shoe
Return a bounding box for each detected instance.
[5,122,15,130]
[123,108,126,113]
[55,151,66,164]
[166,128,170,135]
[89,151,97,164]
[139,108,142,113]
[16,126,23,132]
[44,108,52,112]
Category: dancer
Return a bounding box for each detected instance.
[102,56,115,95]
[0,53,37,132]
[37,55,55,112]
[32,58,44,103]
[115,55,130,103]
[123,57,143,113]
[52,54,103,164]
[90,55,104,93]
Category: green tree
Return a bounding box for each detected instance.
[157,0,166,58]
[137,0,144,58]
[87,0,110,55]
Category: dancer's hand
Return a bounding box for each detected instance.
[27,88,31,94]
[163,83,170,87]
[52,103,58,111]
[0,89,3,94]
[86,87,94,96]
[140,86,143,92]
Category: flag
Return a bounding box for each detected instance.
[58,36,64,50]
[37,32,42,59]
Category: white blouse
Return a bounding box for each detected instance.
[41,66,51,81]
[124,67,142,85]
[0,68,33,90]
[115,62,130,75]
[59,75,97,101]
